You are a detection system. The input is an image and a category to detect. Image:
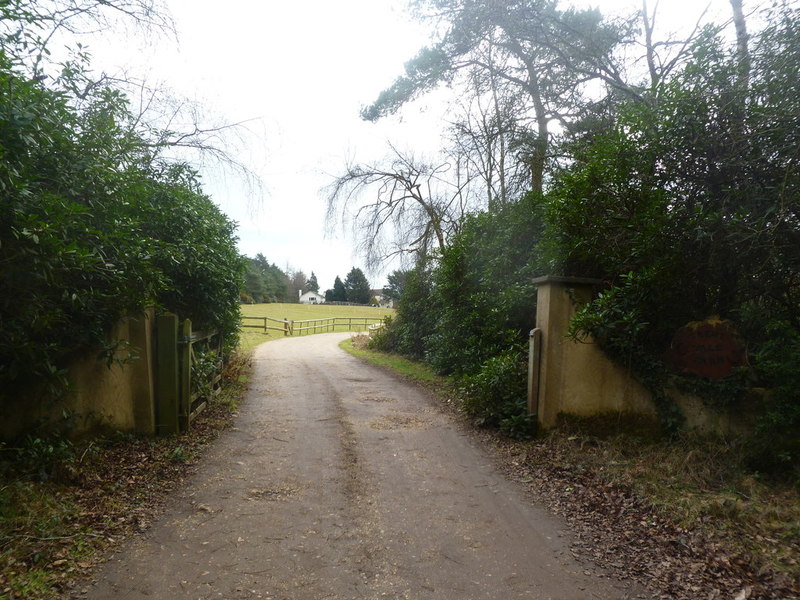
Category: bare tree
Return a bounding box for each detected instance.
[0,0,173,75]
[287,269,308,302]
[326,145,476,271]
[639,0,713,94]
[445,46,531,206]
[1,0,264,199]
[121,76,263,189]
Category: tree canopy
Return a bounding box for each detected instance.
[243,255,289,303]
[0,0,245,400]
[362,0,638,194]
[327,276,347,302]
[382,270,409,303]
[344,268,372,305]
[306,272,320,293]
[363,0,800,475]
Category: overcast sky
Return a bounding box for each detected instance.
[89,0,736,291]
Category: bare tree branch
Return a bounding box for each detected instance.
[325,145,479,271]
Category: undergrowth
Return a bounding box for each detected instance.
[541,415,800,585]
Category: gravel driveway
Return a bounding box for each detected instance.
[79,333,649,599]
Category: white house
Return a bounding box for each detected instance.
[299,291,324,304]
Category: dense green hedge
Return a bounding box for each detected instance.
[0,56,244,402]
[371,195,545,435]
[372,7,799,475]
[551,17,800,475]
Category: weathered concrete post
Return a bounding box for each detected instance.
[527,328,542,417]
[156,313,180,435]
[129,307,156,435]
[531,276,655,428]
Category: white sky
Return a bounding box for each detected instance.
[86,0,738,290]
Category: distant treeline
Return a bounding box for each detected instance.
[241,254,293,303]
[241,258,374,306]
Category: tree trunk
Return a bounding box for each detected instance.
[642,0,660,89]
[729,0,751,93]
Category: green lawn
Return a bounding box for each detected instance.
[238,303,394,354]
[339,336,446,386]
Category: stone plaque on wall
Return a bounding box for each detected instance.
[666,316,748,380]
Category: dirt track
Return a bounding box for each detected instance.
[79,333,650,599]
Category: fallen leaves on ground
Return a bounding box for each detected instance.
[474,430,799,600]
[0,358,248,600]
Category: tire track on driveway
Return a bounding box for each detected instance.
[77,332,652,600]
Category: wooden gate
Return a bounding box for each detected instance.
[155,313,221,435]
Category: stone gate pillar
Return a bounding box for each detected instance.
[531,276,656,428]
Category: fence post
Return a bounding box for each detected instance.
[156,313,180,435]
[284,318,289,336]
[179,318,192,432]
[527,328,542,418]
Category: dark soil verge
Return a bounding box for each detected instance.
[480,432,799,600]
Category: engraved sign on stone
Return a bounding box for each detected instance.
[666,316,748,380]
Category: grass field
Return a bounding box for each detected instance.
[238,303,394,355]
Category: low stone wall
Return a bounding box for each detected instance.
[66,309,156,435]
[0,309,156,440]
[530,277,758,435]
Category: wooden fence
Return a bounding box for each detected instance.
[241,315,293,335]
[241,316,384,336]
[156,313,221,435]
